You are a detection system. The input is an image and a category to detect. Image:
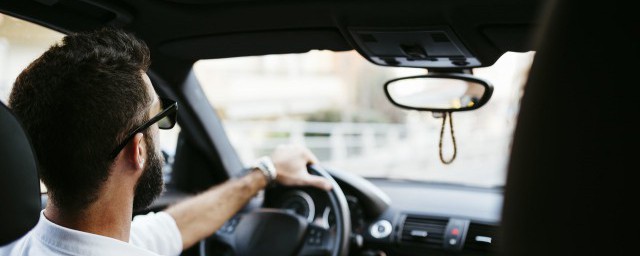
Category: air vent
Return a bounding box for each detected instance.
[464,223,498,253]
[400,215,447,248]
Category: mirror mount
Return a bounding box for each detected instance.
[427,68,472,75]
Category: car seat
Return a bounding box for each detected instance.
[0,102,41,245]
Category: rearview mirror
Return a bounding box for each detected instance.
[384,74,493,112]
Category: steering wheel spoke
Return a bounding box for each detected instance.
[299,223,333,256]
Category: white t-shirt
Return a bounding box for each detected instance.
[0,211,183,256]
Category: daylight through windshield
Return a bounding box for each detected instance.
[194,51,534,188]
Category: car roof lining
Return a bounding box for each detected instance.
[1,0,543,67]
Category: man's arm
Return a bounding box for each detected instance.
[165,145,332,250]
[165,170,266,250]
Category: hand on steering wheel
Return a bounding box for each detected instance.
[271,144,332,191]
[200,165,351,256]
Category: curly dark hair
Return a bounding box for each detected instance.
[9,28,152,212]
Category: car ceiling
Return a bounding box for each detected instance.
[1,0,544,68]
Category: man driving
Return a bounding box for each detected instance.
[0,28,331,256]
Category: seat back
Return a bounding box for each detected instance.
[501,0,636,254]
[0,102,41,246]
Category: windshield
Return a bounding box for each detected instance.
[194,51,534,188]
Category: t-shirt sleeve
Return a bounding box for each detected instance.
[130,211,183,256]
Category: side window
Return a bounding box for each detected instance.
[158,123,180,182]
[0,14,64,104]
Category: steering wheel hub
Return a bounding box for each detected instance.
[234,210,307,256]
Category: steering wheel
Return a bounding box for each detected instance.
[200,165,351,256]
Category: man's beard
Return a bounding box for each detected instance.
[132,133,164,211]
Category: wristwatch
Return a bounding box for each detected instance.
[250,156,277,185]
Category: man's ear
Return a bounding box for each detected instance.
[127,133,146,171]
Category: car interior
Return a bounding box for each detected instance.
[1,0,635,255]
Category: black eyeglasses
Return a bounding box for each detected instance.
[109,97,178,159]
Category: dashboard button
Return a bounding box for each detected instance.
[369,220,392,239]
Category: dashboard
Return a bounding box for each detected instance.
[358,178,502,255]
[263,169,503,256]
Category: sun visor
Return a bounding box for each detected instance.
[349,27,481,69]
[158,29,351,60]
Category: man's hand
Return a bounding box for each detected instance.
[270,144,333,191]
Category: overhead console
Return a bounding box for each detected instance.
[349,27,481,69]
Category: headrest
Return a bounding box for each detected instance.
[501,0,636,254]
[0,102,41,246]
